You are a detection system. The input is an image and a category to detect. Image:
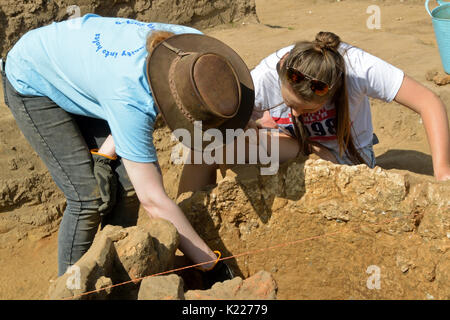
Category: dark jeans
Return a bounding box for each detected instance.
[1,65,139,276]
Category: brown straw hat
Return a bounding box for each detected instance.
[147,33,254,151]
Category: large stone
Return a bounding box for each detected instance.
[143,218,180,272]
[113,226,160,282]
[138,274,185,300]
[48,232,116,300]
[185,271,277,300]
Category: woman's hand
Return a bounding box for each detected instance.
[256,111,279,129]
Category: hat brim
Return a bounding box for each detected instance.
[147,33,255,151]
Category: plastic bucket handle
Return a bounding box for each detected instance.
[426,0,450,16]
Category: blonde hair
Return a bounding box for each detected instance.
[278,31,366,165]
[146,31,175,54]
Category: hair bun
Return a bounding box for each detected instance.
[314,31,341,50]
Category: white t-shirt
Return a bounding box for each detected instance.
[251,43,405,150]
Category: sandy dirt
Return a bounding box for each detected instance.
[0,0,449,299]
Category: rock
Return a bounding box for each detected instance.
[304,160,408,213]
[8,158,17,170]
[100,225,128,242]
[396,255,413,273]
[48,233,116,300]
[143,218,180,271]
[425,69,439,81]
[422,265,436,282]
[177,159,449,299]
[95,276,113,300]
[186,278,243,300]
[49,222,180,300]
[433,74,450,86]
[417,207,450,239]
[48,217,276,300]
[138,274,185,300]
[416,182,450,240]
[113,226,160,282]
[426,69,450,86]
[185,271,277,300]
[435,252,450,299]
[233,270,278,299]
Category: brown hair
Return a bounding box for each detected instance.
[278,31,366,165]
[146,31,175,54]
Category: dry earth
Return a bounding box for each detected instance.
[0,0,449,299]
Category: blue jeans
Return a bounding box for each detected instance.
[1,64,139,276]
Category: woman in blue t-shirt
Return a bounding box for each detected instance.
[1,14,254,289]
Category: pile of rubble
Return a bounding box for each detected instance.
[48,218,277,300]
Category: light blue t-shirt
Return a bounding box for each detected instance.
[5,14,202,162]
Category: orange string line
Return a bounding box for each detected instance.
[61,216,402,300]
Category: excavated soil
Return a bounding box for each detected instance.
[0,0,449,299]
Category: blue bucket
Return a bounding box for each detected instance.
[426,0,450,74]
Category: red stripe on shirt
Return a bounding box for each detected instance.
[272,117,292,125]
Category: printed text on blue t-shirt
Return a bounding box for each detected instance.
[92,33,145,59]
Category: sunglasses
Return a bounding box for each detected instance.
[286,66,339,97]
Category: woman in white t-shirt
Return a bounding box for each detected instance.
[178,31,450,195]
[250,31,450,179]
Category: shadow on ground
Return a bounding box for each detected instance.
[376,149,433,177]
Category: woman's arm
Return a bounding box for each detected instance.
[96,135,218,268]
[394,75,450,181]
[122,158,218,270]
[97,134,117,158]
